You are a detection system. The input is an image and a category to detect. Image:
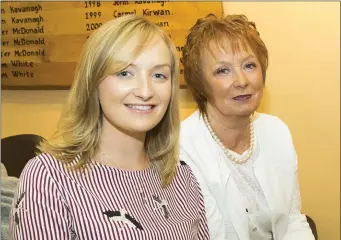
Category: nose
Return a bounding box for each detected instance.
[233,70,249,88]
[134,75,154,101]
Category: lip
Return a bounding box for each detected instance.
[124,104,157,113]
[232,94,252,100]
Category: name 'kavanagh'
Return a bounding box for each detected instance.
[10,4,42,14]
[12,15,44,26]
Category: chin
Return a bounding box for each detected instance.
[235,106,258,117]
[125,121,160,133]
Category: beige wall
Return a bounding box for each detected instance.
[223,2,340,240]
[2,2,340,239]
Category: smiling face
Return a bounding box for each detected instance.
[202,41,264,118]
[98,36,172,134]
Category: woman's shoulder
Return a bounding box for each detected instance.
[254,112,287,127]
[174,160,198,184]
[20,153,67,181]
[254,112,292,138]
[13,154,63,202]
[176,160,192,173]
[35,152,64,167]
[254,113,296,162]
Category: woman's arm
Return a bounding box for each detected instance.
[9,157,73,240]
[283,158,315,240]
[280,121,315,240]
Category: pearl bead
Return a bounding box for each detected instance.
[203,114,254,164]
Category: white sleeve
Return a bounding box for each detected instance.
[283,154,315,240]
[278,118,315,240]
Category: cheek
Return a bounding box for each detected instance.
[209,80,232,100]
[255,79,264,90]
[99,77,114,98]
[158,81,172,104]
[99,86,115,107]
[207,84,229,111]
[252,71,264,90]
[250,73,264,102]
[99,79,129,104]
[98,81,109,103]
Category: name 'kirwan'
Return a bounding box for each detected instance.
[142,9,170,16]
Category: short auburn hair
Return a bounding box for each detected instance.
[182,14,268,116]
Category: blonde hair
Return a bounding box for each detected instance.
[39,15,180,187]
[182,14,268,116]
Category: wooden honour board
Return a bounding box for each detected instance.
[1,1,223,89]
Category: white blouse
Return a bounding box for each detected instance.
[225,143,273,240]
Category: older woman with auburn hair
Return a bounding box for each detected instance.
[9,15,209,239]
[180,14,315,240]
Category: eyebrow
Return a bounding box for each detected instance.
[215,55,257,65]
[153,64,171,69]
[129,63,171,69]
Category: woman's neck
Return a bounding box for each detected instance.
[94,117,149,170]
[206,104,251,154]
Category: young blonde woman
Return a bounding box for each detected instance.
[9,15,209,240]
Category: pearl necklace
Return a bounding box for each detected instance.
[203,114,254,164]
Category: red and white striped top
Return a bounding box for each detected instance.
[9,153,209,240]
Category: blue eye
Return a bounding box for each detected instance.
[116,71,133,77]
[244,62,257,70]
[215,67,231,75]
[153,73,168,79]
